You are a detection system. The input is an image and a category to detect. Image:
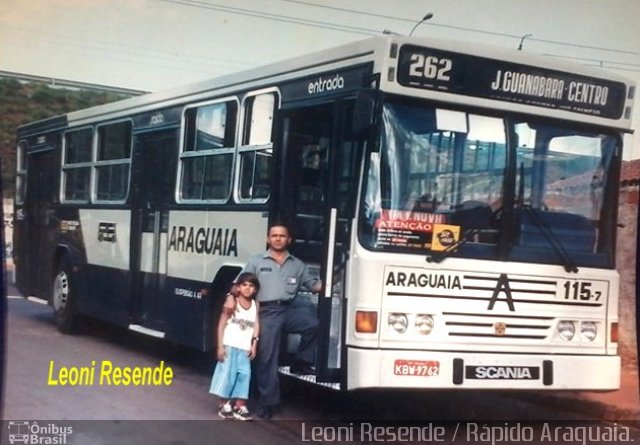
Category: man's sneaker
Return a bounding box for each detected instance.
[218,402,234,419]
[233,405,253,421]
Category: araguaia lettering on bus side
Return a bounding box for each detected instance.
[168,226,238,257]
[385,271,462,290]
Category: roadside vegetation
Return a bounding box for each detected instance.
[0,78,133,196]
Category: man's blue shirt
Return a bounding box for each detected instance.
[242,251,318,302]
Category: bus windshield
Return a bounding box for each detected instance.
[360,97,619,268]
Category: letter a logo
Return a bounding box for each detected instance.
[488,274,515,311]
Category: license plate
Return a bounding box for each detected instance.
[394,359,440,377]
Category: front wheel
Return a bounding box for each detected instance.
[52,258,78,334]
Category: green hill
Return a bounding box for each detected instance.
[0,78,134,197]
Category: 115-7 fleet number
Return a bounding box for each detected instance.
[562,280,602,301]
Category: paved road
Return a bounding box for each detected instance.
[3,288,638,444]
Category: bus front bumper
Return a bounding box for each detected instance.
[347,348,620,391]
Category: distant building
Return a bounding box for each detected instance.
[618,159,639,368]
[621,159,640,189]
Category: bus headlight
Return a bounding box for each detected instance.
[415,314,434,335]
[557,320,575,341]
[581,322,597,342]
[388,313,408,333]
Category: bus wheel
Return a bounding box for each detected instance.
[52,258,78,334]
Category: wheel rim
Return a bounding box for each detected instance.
[53,270,69,312]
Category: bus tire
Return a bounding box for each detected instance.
[52,257,78,334]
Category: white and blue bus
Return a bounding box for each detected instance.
[14,35,635,390]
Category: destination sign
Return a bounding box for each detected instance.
[397,44,628,119]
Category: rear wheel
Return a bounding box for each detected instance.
[52,257,78,334]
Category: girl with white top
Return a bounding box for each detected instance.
[209,272,260,421]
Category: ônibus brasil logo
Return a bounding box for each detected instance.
[7,421,73,444]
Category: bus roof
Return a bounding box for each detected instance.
[18,35,635,136]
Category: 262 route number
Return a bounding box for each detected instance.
[408,54,452,81]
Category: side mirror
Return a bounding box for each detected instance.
[353,89,382,139]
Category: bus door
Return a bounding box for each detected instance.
[129,129,178,334]
[275,99,358,383]
[22,148,57,297]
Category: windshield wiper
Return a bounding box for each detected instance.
[519,204,579,273]
[515,163,578,273]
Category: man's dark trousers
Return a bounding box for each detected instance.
[256,298,317,406]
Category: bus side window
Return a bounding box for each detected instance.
[95,121,132,203]
[238,91,278,203]
[62,128,93,203]
[180,99,237,202]
[15,140,27,205]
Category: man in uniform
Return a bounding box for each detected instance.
[225,221,321,419]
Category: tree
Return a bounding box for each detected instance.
[0,78,133,197]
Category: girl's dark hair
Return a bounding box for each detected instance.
[235,272,260,294]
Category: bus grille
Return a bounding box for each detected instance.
[385,271,606,342]
[442,312,553,340]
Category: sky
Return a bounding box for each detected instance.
[1,0,640,157]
